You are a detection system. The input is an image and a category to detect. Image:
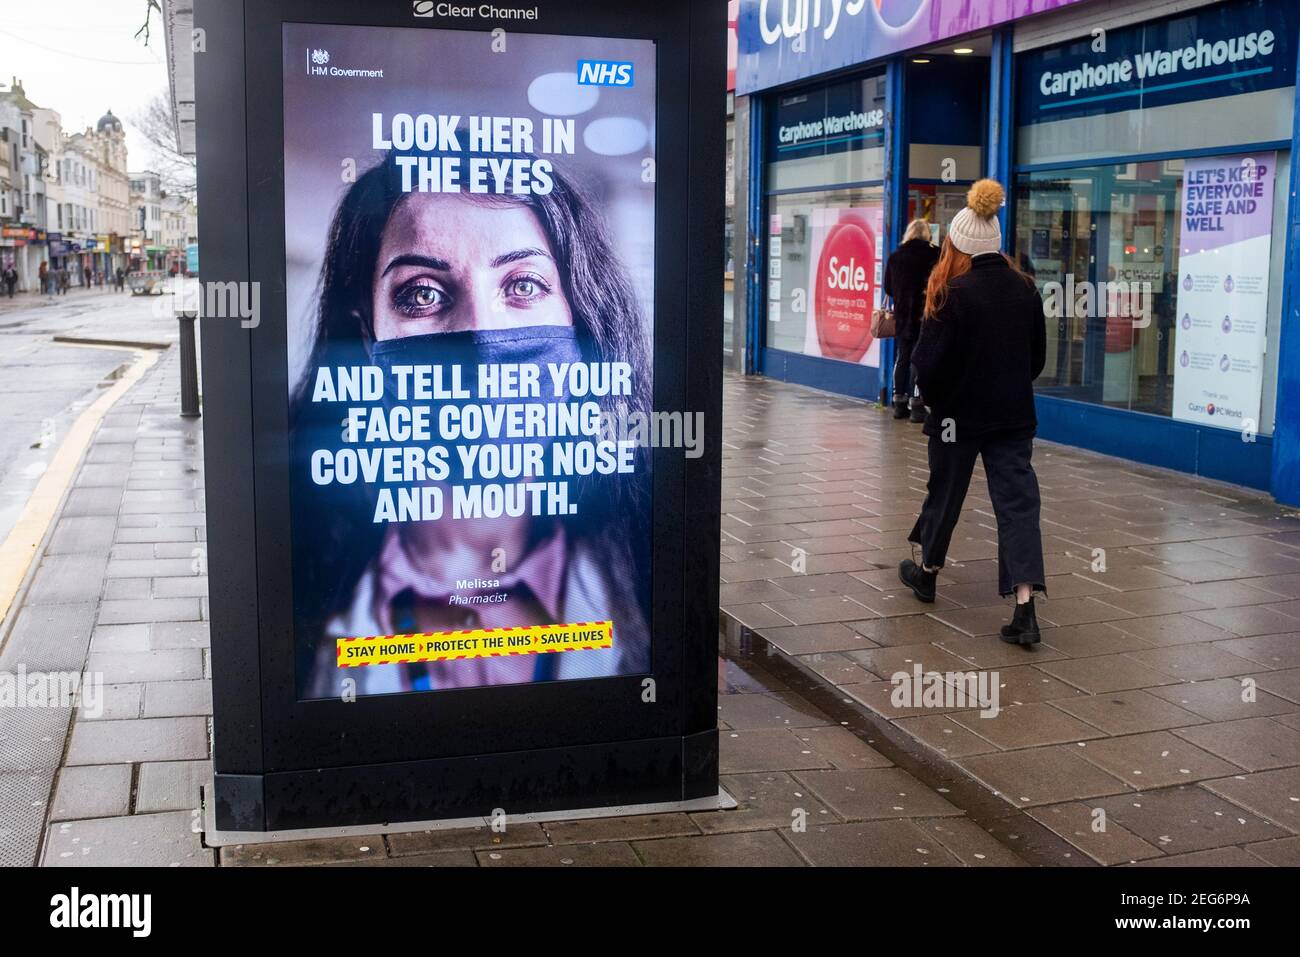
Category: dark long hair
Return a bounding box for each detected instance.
[290,149,654,688]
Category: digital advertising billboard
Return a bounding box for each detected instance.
[280,22,658,700]
[198,0,722,831]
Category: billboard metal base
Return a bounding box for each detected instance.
[202,784,736,849]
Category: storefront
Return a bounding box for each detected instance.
[733,0,1300,504]
[0,225,48,292]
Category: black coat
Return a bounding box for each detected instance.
[911,254,1047,439]
[883,238,940,343]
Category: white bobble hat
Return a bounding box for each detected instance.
[947,179,1005,255]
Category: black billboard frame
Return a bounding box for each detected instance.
[196,0,724,831]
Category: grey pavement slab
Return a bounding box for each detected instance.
[23,555,109,605]
[136,760,212,814]
[633,829,803,866]
[43,811,212,867]
[84,649,204,683]
[141,680,212,718]
[45,516,117,555]
[0,770,56,866]
[96,597,203,624]
[50,764,132,821]
[0,601,97,673]
[65,716,208,765]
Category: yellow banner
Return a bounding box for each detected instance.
[336,621,613,668]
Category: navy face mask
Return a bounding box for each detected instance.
[368,325,584,486]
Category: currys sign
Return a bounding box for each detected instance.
[736,0,1092,95]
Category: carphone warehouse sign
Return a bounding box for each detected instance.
[1017,0,1298,123]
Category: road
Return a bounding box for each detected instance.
[0,289,177,545]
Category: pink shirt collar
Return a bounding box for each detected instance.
[372,526,568,632]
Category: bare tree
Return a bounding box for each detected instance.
[135,0,163,46]
[132,93,197,200]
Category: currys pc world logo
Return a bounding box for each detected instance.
[1188,400,1244,420]
[577,60,634,87]
[757,0,928,45]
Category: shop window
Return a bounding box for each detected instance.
[763,73,887,365]
[1014,150,1289,436]
[1013,0,1295,437]
[766,186,884,364]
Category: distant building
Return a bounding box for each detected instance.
[130,170,198,274]
[129,169,164,268]
[0,83,134,290]
[162,192,197,274]
[0,78,49,291]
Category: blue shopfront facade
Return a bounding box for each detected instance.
[734,0,1300,506]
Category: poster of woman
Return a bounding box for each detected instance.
[281,22,657,699]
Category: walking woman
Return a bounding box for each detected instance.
[897,179,1048,646]
[882,218,939,421]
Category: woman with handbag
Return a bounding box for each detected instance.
[882,219,940,421]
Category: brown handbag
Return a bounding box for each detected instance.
[871,303,895,339]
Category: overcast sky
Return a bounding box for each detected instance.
[0,0,171,169]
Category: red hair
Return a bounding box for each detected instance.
[923,238,971,320]
[923,240,1032,321]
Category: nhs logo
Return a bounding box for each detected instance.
[577,59,634,87]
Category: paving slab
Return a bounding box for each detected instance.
[43,811,212,867]
[633,830,803,867]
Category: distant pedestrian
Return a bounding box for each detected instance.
[39,261,50,296]
[2,265,16,298]
[58,268,69,295]
[899,179,1048,647]
[115,267,125,292]
[883,219,940,422]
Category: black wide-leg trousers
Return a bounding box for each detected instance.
[892,333,923,408]
[908,429,1047,598]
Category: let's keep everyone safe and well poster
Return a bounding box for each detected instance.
[281,23,656,699]
[1172,152,1275,433]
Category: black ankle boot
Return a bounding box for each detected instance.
[909,405,927,424]
[898,559,937,603]
[892,400,909,419]
[1000,599,1041,647]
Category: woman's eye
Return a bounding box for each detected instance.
[393,282,447,315]
[505,275,550,302]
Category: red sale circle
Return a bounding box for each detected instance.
[814,214,877,363]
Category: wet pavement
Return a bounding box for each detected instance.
[719,374,1300,866]
[0,289,176,546]
[4,309,1300,864]
[3,333,1024,866]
